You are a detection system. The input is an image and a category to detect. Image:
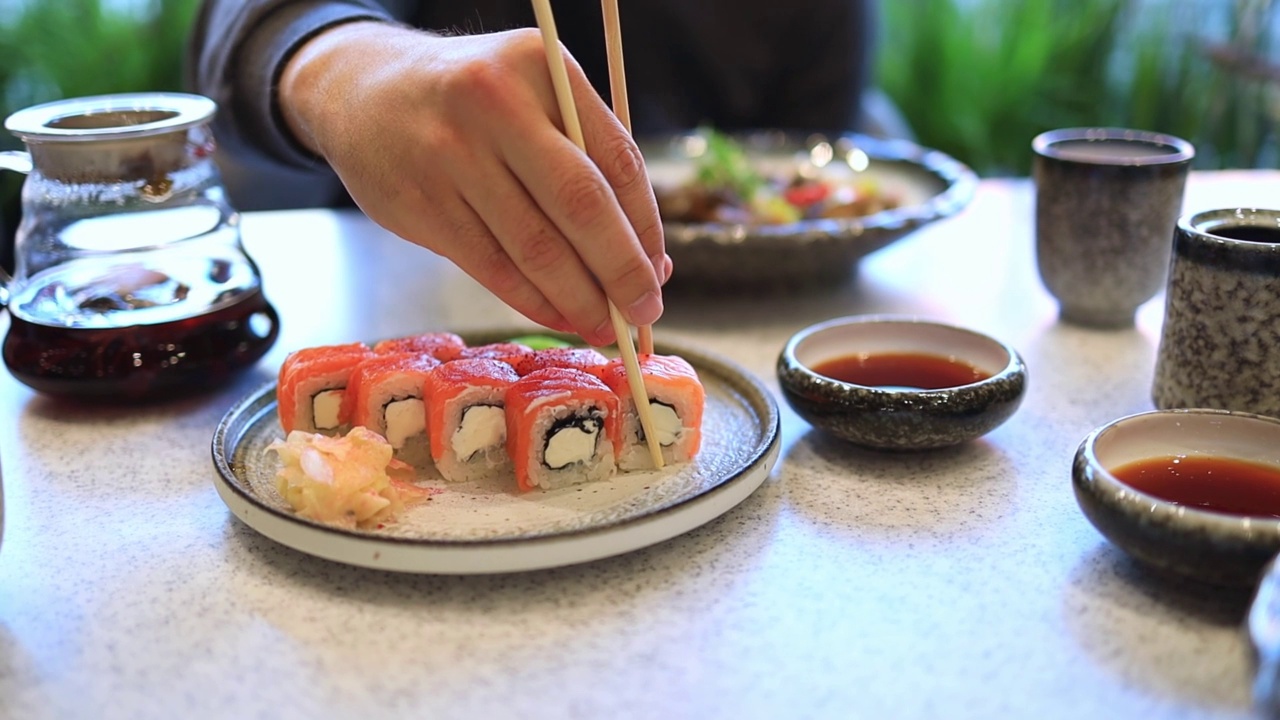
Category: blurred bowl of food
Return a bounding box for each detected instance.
[642,130,977,290]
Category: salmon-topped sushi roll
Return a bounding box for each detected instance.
[455,342,533,367]
[372,332,466,362]
[510,347,609,377]
[277,343,375,434]
[424,359,520,483]
[343,353,441,466]
[597,354,705,471]
[505,368,621,492]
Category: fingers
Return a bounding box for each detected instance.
[456,153,620,346]
[497,123,663,330]
[391,188,573,335]
[489,34,665,329]
[303,27,671,344]
[566,69,669,287]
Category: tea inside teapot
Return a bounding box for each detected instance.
[0,92,278,401]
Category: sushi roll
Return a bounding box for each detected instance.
[373,332,466,362]
[424,359,520,483]
[597,354,705,471]
[455,342,533,367]
[505,367,621,492]
[510,347,609,377]
[277,343,375,434]
[343,353,442,466]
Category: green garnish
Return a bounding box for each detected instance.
[507,334,575,350]
[693,126,763,200]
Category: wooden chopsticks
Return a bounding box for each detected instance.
[530,0,665,470]
[600,0,655,356]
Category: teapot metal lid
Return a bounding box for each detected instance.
[4,92,216,143]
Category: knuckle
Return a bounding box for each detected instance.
[607,254,657,291]
[601,138,646,192]
[513,226,568,275]
[442,58,508,110]
[475,246,525,297]
[553,170,610,228]
[631,212,664,252]
[507,28,547,60]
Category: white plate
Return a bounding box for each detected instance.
[210,333,781,574]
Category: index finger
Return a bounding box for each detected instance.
[496,118,664,329]
[573,88,667,285]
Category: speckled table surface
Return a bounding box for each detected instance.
[2,171,1278,719]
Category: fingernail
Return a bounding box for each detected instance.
[627,290,663,326]
[660,254,673,284]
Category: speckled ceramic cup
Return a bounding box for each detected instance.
[1152,208,1280,417]
[1033,128,1194,328]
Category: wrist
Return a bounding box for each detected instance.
[279,20,414,156]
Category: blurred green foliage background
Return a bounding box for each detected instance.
[0,0,201,261]
[0,0,1275,242]
[876,0,1279,174]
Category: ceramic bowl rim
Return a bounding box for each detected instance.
[779,314,1025,399]
[1077,407,1280,532]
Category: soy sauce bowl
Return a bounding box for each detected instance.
[1073,409,1280,587]
[777,316,1027,450]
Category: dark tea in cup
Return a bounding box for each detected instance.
[1210,225,1280,244]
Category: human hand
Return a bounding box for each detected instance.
[279,22,670,347]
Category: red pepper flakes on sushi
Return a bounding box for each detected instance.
[509,346,609,376]
[372,332,467,362]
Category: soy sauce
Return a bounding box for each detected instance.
[1110,455,1280,518]
[3,288,278,402]
[812,352,991,391]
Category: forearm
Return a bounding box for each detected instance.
[186,0,398,170]
[278,22,438,160]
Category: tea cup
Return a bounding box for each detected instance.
[1152,208,1280,416]
[1032,127,1194,328]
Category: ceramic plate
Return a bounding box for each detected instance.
[211,332,781,574]
[642,131,977,289]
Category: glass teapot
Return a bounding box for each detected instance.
[0,92,278,401]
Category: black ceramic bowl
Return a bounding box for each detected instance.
[1073,408,1280,587]
[777,316,1027,450]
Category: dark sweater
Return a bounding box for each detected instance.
[187,0,873,199]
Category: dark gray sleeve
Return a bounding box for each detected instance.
[186,0,398,171]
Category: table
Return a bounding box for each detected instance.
[2,171,1277,719]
